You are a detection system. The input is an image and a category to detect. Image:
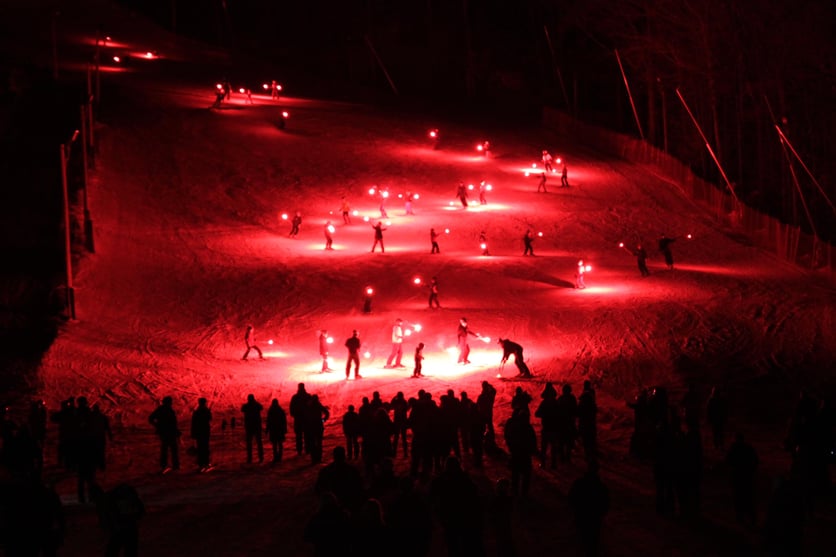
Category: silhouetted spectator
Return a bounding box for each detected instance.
[681,383,702,431]
[706,386,729,451]
[390,392,410,458]
[265,398,287,464]
[654,411,680,517]
[439,390,462,459]
[100,483,145,557]
[408,391,436,479]
[764,476,805,557]
[305,394,330,464]
[535,383,559,468]
[510,387,532,414]
[658,235,676,269]
[74,397,99,503]
[628,388,652,459]
[304,492,350,557]
[726,432,758,525]
[148,396,180,472]
[315,446,364,513]
[578,380,598,463]
[351,498,391,556]
[190,397,212,470]
[342,404,361,460]
[50,397,76,470]
[2,478,65,557]
[569,461,610,557]
[387,476,433,557]
[290,383,312,455]
[27,399,47,471]
[489,478,515,557]
[363,407,394,476]
[430,456,485,557]
[242,394,264,464]
[460,392,484,467]
[556,384,579,463]
[477,381,497,446]
[503,408,538,497]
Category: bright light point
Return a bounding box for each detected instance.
[449,202,455,206]
[327,225,335,233]
[619,242,624,247]
[326,337,334,344]
[113,56,121,63]
[413,324,422,332]
[497,373,502,378]
[404,329,412,337]
[687,234,693,239]
[277,85,282,91]
[480,243,487,249]
[477,145,483,151]
[281,111,289,118]
[262,83,269,89]
[538,232,543,237]
[444,229,450,234]
[468,184,474,190]
[486,185,492,191]
[446,347,458,357]
[363,351,371,358]
[556,158,562,164]
[524,171,530,177]
[413,194,420,200]
[532,163,537,168]
[585,265,592,272]
[352,210,359,216]
[382,191,389,198]
[398,194,403,199]
[238,87,245,94]
[384,220,391,226]
[281,213,288,220]
[363,216,370,222]
[329,211,333,215]
[268,339,274,345]
[368,188,376,195]
[413,277,422,285]
[106,36,112,41]
[145,52,154,58]
[365,287,374,295]
[216,83,222,89]
[482,337,491,343]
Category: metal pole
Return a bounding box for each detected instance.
[614,49,644,140]
[51,11,59,81]
[543,26,571,111]
[80,105,95,253]
[60,143,76,320]
[88,96,95,165]
[675,88,740,207]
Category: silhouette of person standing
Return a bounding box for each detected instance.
[242,324,263,360]
[575,260,587,289]
[265,398,287,463]
[428,277,441,309]
[342,405,361,460]
[630,244,650,277]
[726,433,758,525]
[371,221,387,253]
[541,150,554,172]
[242,394,264,464]
[479,231,490,256]
[101,483,145,557]
[523,229,535,256]
[569,461,610,557]
[706,386,728,451]
[190,397,212,471]
[658,235,676,269]
[148,396,180,472]
[561,163,570,188]
[503,407,538,497]
[577,381,598,463]
[479,181,488,205]
[430,228,440,254]
[289,384,311,455]
[344,330,362,379]
[289,211,302,237]
[385,318,405,368]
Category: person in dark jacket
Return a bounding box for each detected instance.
[241,394,264,464]
[344,330,362,380]
[242,324,263,360]
[658,235,676,269]
[503,408,538,497]
[523,230,535,256]
[371,221,387,253]
[148,396,179,471]
[497,338,531,377]
[190,397,212,470]
[265,399,287,463]
[568,461,610,557]
[290,383,312,455]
